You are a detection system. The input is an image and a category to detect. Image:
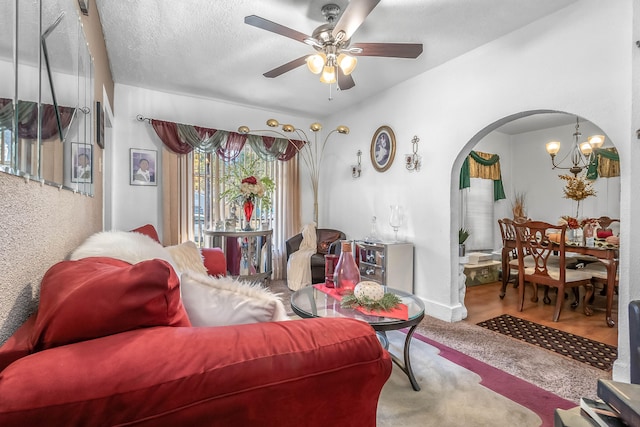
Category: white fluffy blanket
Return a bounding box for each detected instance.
[69,230,181,275]
[287,223,317,291]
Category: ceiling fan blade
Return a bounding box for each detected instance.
[351,42,423,58]
[337,68,355,91]
[263,56,308,78]
[332,0,381,41]
[244,15,311,44]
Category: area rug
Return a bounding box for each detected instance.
[377,330,574,427]
[477,314,617,371]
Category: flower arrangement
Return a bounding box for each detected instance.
[559,215,581,229]
[220,157,275,210]
[240,176,265,201]
[559,173,596,218]
[559,173,596,201]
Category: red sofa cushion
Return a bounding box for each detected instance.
[0,315,36,372]
[30,257,190,351]
[131,223,161,243]
[0,318,391,426]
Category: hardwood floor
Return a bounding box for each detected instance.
[462,281,618,347]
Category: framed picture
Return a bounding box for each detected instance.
[96,100,105,149]
[71,143,92,183]
[370,125,396,172]
[130,148,157,186]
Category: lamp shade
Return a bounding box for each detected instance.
[306,54,325,74]
[337,54,357,75]
[579,141,593,156]
[546,141,561,155]
[588,134,605,148]
[320,65,337,84]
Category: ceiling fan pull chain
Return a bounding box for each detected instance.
[328,82,333,101]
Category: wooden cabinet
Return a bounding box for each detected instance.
[355,241,414,293]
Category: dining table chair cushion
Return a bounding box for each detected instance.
[509,255,576,268]
[584,262,619,281]
[522,266,593,282]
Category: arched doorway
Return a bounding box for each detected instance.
[454,110,620,345]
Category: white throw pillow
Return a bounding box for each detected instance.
[166,241,208,276]
[69,230,179,274]
[180,271,289,326]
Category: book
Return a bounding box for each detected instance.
[554,408,599,427]
[598,379,640,427]
[579,397,626,427]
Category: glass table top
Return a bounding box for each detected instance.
[290,286,425,327]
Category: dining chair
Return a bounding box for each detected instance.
[498,218,519,299]
[513,220,594,322]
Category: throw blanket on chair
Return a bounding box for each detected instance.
[287,223,317,291]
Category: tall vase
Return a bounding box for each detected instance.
[334,240,361,296]
[243,199,254,231]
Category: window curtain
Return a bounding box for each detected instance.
[586,147,620,179]
[153,118,304,276]
[161,146,191,246]
[150,119,305,161]
[271,157,301,280]
[459,150,506,201]
[0,99,74,140]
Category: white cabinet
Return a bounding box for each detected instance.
[356,241,414,293]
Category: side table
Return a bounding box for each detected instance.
[204,229,272,282]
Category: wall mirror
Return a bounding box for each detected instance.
[1,0,94,196]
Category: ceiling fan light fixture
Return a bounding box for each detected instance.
[320,65,337,84]
[337,53,357,75]
[306,54,326,74]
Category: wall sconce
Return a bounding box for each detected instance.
[352,150,362,178]
[405,135,421,172]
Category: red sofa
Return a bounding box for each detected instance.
[0,230,392,426]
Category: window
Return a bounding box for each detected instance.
[461,178,494,251]
[192,147,276,246]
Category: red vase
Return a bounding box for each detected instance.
[243,199,254,230]
[334,240,361,295]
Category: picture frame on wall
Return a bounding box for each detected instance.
[71,143,92,183]
[370,125,396,172]
[130,148,157,186]
[96,100,105,149]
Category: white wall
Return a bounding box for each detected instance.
[109,0,638,380]
[319,0,636,379]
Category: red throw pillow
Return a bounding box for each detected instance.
[131,224,161,243]
[31,257,190,351]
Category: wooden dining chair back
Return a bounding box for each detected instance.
[498,218,519,299]
[513,220,594,322]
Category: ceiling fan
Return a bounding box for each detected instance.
[244,0,423,90]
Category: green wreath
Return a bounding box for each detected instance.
[341,292,401,312]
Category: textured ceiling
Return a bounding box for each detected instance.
[95,0,577,121]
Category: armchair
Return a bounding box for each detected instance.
[286,228,345,284]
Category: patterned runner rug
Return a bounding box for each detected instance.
[477,314,617,371]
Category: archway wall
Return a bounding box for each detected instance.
[322,0,635,377]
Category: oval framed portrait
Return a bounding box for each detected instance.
[370,125,396,172]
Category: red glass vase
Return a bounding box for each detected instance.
[334,240,361,295]
[243,198,254,231]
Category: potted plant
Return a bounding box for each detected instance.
[459,228,471,257]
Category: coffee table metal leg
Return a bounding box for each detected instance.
[377,327,420,391]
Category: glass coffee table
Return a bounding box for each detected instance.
[290,285,425,391]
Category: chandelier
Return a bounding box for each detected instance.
[238,119,349,224]
[545,116,605,176]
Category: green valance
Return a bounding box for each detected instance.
[586,148,620,180]
[459,151,506,201]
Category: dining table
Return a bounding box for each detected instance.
[499,238,619,327]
